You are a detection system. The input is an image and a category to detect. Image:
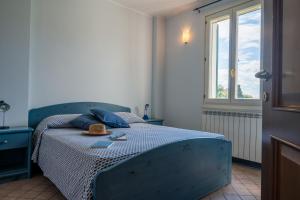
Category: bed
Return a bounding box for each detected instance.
[29,102,232,200]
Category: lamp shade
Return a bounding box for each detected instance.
[182,29,191,44]
[0,101,10,112]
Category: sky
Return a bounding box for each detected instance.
[215,7,261,99]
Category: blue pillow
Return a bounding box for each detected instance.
[70,114,101,130]
[91,109,130,128]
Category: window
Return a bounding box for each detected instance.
[209,16,230,99]
[205,1,262,105]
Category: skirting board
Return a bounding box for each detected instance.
[233,157,261,169]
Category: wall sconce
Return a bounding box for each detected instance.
[182,28,191,45]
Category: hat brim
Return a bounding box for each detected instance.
[82,130,112,136]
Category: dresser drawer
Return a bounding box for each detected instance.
[0,133,29,150]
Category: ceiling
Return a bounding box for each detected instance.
[111,0,202,16]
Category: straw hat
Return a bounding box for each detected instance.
[82,124,112,136]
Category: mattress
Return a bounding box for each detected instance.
[32,123,224,200]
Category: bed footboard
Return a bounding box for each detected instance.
[93,138,232,200]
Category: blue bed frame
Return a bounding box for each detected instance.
[29,102,232,200]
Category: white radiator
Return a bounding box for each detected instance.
[202,110,262,163]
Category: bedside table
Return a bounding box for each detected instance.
[0,127,33,180]
[145,119,164,126]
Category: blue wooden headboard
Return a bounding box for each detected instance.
[28,102,131,129]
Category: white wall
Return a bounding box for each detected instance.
[29,0,153,115]
[164,11,204,130]
[0,0,31,126]
[163,0,246,130]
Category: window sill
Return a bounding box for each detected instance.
[202,103,262,114]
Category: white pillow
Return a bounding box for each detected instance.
[38,114,81,129]
[114,112,145,124]
[48,114,82,128]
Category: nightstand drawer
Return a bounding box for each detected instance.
[0,133,29,150]
[147,121,163,125]
[145,119,164,126]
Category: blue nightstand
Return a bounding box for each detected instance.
[145,119,164,126]
[0,127,33,180]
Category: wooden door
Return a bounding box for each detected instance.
[261,0,300,199]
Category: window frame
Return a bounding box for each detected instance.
[205,10,233,105]
[204,0,262,107]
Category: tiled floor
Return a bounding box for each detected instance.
[0,163,261,200]
[201,164,261,200]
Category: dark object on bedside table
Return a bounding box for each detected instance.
[145,119,164,126]
[0,101,11,129]
[142,104,150,120]
[0,127,33,180]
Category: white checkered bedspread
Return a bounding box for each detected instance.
[32,123,224,200]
